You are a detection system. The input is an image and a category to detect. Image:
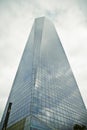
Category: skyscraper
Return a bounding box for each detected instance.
[0,17,87,130]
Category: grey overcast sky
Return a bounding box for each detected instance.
[0,0,87,121]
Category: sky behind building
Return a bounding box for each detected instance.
[0,0,87,121]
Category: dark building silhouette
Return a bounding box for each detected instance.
[0,17,87,130]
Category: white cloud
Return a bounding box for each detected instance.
[0,0,87,121]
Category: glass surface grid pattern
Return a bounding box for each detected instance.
[0,17,87,130]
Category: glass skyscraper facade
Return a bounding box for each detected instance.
[0,17,87,130]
